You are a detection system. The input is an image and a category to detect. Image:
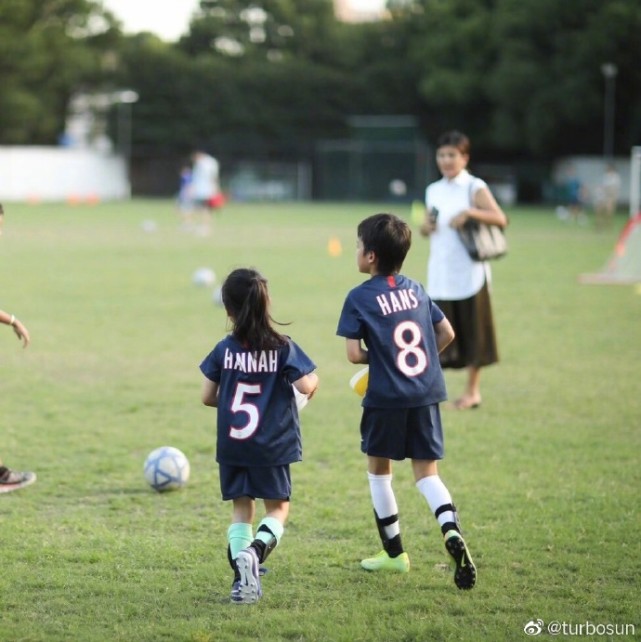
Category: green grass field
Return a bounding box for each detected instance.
[1,200,640,642]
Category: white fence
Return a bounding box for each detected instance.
[0,147,130,202]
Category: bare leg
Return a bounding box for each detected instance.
[453,366,482,409]
[263,499,289,525]
[367,455,393,476]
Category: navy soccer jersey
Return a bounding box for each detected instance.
[337,274,447,408]
[200,335,316,467]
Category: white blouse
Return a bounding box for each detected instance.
[425,169,490,300]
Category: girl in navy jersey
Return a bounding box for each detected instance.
[337,213,476,590]
[200,268,319,604]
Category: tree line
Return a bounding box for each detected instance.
[1,0,639,163]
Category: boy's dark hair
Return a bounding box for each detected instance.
[222,268,288,350]
[437,130,471,156]
[357,213,411,275]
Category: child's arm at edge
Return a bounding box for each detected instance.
[201,378,219,407]
[345,338,368,364]
[434,317,455,354]
[293,372,319,400]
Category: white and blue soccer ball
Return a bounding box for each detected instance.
[192,267,216,287]
[144,446,190,492]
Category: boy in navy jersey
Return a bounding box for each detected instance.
[201,268,319,604]
[336,213,476,590]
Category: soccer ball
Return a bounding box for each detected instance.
[389,179,407,197]
[144,446,190,492]
[192,267,216,287]
[141,219,158,233]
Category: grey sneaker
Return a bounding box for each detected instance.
[230,578,242,603]
[234,547,262,604]
[0,468,36,494]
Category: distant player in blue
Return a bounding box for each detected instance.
[200,268,319,604]
[176,163,193,228]
[336,213,476,589]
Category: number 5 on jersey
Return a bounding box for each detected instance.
[230,382,261,440]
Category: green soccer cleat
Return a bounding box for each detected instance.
[360,550,410,573]
[444,530,476,590]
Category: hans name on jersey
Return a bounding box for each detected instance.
[224,348,279,373]
[376,288,419,316]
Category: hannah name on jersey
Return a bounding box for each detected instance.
[223,348,279,373]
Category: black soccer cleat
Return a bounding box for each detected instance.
[444,530,477,590]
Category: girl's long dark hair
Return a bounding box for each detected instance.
[222,268,288,350]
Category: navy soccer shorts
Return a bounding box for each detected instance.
[360,404,444,461]
[219,463,292,501]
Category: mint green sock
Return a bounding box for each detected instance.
[227,523,253,559]
[255,516,284,548]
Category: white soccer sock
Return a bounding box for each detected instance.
[368,473,400,539]
[416,475,456,529]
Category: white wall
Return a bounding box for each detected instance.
[553,156,631,207]
[0,147,130,202]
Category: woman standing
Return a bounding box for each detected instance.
[420,131,508,410]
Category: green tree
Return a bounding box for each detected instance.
[115,1,419,156]
[393,0,497,147]
[395,0,641,158]
[116,33,358,153]
[0,0,120,144]
[115,0,641,168]
[180,0,338,63]
[489,0,641,156]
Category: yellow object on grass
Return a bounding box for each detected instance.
[410,200,425,225]
[327,237,342,257]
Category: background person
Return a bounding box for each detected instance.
[420,130,508,410]
[190,149,221,235]
[176,162,194,229]
[563,165,588,224]
[594,163,621,230]
[0,308,36,493]
[200,268,319,604]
